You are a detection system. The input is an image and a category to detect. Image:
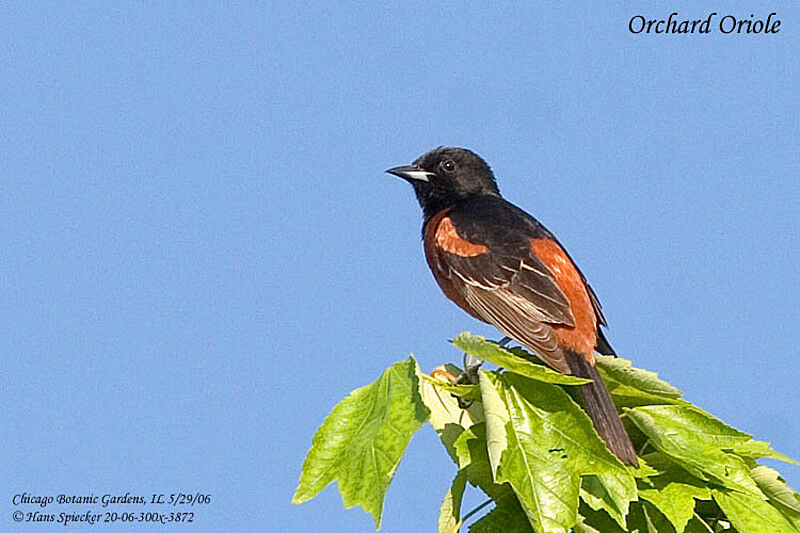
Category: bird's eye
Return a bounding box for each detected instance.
[441,159,456,172]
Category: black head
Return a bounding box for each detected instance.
[387,147,500,218]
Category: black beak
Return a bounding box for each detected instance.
[385,164,435,183]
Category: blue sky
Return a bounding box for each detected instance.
[2,2,798,531]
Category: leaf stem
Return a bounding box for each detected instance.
[638,438,650,455]
[460,498,493,524]
[692,511,715,532]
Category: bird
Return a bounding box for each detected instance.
[387,146,638,467]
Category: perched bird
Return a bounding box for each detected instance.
[387,146,638,466]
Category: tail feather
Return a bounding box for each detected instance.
[565,350,638,467]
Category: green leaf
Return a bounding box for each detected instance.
[421,364,516,528]
[439,469,468,533]
[683,516,716,533]
[293,357,429,528]
[441,383,483,403]
[751,465,800,515]
[452,332,590,385]
[628,404,773,455]
[713,489,799,533]
[454,423,485,470]
[571,518,603,533]
[595,354,684,407]
[452,422,514,502]
[595,355,682,398]
[482,371,636,533]
[638,458,710,532]
[629,454,662,480]
[580,475,629,529]
[576,502,626,533]
[468,498,534,533]
[296,335,800,532]
[730,439,798,464]
[417,365,484,463]
[626,405,764,497]
[641,501,679,533]
[478,370,511,479]
[453,422,499,476]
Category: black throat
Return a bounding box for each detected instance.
[416,186,500,222]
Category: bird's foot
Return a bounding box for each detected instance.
[454,360,482,385]
[430,361,482,409]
